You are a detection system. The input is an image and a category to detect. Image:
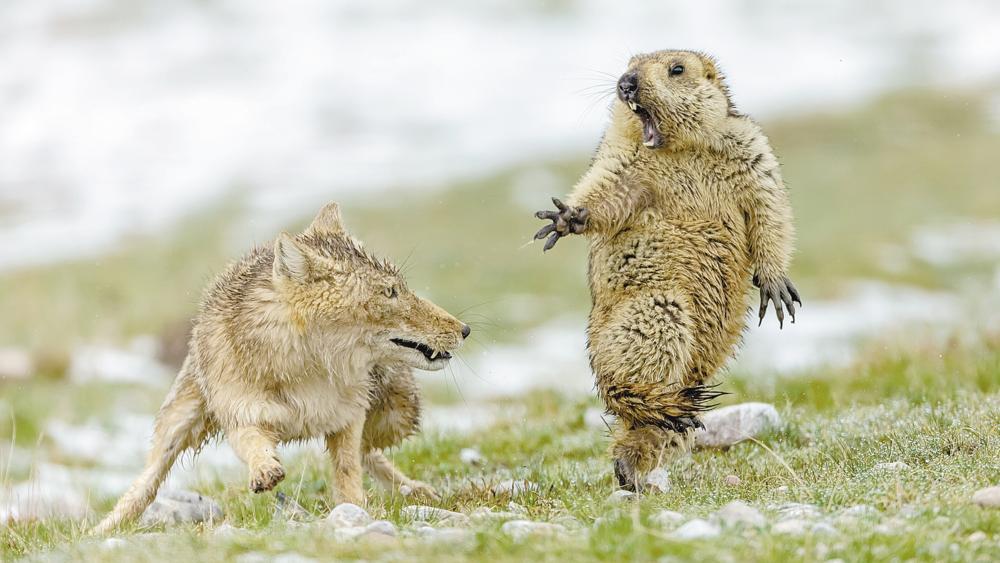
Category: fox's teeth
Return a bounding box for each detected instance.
[628,101,637,111]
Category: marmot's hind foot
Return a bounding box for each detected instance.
[614,458,641,493]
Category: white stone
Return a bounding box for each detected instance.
[501,520,566,542]
[584,407,616,430]
[491,479,539,498]
[401,505,469,525]
[415,526,475,545]
[841,504,878,518]
[140,489,223,527]
[773,502,821,520]
[772,519,809,535]
[873,461,910,472]
[723,475,741,486]
[695,403,781,448]
[362,520,397,537]
[967,531,987,542]
[508,501,527,514]
[972,486,1000,507]
[459,448,485,466]
[671,519,720,540]
[713,500,765,528]
[608,490,637,503]
[325,503,372,529]
[0,347,32,380]
[650,510,684,527]
[645,468,670,494]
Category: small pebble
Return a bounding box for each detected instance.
[645,468,670,493]
[811,522,838,535]
[608,490,637,503]
[401,505,469,526]
[671,519,720,540]
[873,461,910,472]
[772,519,808,535]
[723,474,741,486]
[695,402,781,448]
[971,486,1000,508]
[650,510,684,527]
[508,501,528,514]
[325,503,372,529]
[501,520,566,542]
[713,500,765,528]
[139,489,224,527]
[967,531,987,542]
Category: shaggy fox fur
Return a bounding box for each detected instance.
[535,50,800,491]
[95,203,468,533]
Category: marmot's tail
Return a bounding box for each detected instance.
[92,360,208,535]
[599,382,726,431]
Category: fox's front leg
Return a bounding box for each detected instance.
[227,426,285,493]
[326,420,365,505]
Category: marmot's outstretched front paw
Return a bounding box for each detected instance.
[534,197,589,251]
[754,275,802,329]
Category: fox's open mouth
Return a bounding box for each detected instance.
[390,338,452,361]
[626,101,663,149]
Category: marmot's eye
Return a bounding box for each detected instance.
[670,64,685,76]
[384,286,398,298]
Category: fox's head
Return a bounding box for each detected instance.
[271,203,469,371]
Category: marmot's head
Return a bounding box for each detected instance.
[615,50,734,149]
[272,202,470,371]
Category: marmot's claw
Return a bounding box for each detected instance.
[757,276,802,329]
[533,198,589,252]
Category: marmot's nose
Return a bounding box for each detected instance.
[461,324,471,339]
[618,71,638,99]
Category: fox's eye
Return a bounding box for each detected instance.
[669,64,684,76]
[384,286,398,299]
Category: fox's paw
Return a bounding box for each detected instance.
[534,197,589,251]
[400,480,440,502]
[754,275,802,329]
[249,457,286,493]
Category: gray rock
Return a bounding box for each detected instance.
[713,500,765,528]
[650,510,685,527]
[695,403,781,448]
[608,490,637,503]
[459,448,485,466]
[972,486,1000,507]
[491,479,539,498]
[501,520,566,542]
[325,503,372,529]
[873,461,910,472]
[671,519,720,540]
[401,505,469,525]
[415,526,475,545]
[723,475,741,486]
[507,501,528,514]
[362,520,397,537]
[139,489,222,527]
[645,468,670,494]
[967,531,987,542]
[772,519,808,535]
[551,514,583,530]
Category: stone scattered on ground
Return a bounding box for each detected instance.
[713,500,766,528]
[695,402,781,448]
[967,531,987,542]
[507,501,527,514]
[671,519,721,540]
[214,523,252,538]
[772,519,809,535]
[274,492,311,522]
[550,514,583,530]
[971,486,1000,508]
[491,479,539,498]
[773,485,790,494]
[459,448,485,466]
[501,520,566,542]
[811,522,839,535]
[773,502,821,521]
[0,347,33,380]
[608,490,637,503]
[325,503,372,529]
[139,489,223,527]
[650,510,685,527]
[414,526,475,545]
[723,474,741,486]
[645,468,670,493]
[401,505,469,526]
[872,461,910,472]
[584,407,616,430]
[361,520,397,538]
[840,504,878,519]
[0,480,92,523]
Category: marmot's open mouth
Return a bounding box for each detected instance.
[391,338,452,361]
[626,101,663,149]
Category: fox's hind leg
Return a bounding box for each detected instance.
[93,359,209,534]
[362,365,438,500]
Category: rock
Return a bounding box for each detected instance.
[971,486,1000,507]
[501,520,566,542]
[608,490,637,503]
[401,505,469,526]
[873,461,910,472]
[650,510,685,527]
[550,514,583,530]
[645,468,670,494]
[584,407,615,430]
[772,519,809,535]
[415,526,475,545]
[713,500,765,528]
[507,501,527,514]
[459,448,485,466]
[811,522,838,535]
[695,403,781,448]
[773,502,821,520]
[671,519,720,540]
[0,347,33,380]
[139,489,222,527]
[773,485,789,494]
[361,520,397,537]
[840,504,877,518]
[723,475,741,486]
[325,503,372,529]
[491,479,539,498]
[967,531,987,542]
[274,492,311,521]
[213,523,251,538]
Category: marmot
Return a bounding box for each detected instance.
[534,50,799,490]
[95,203,470,533]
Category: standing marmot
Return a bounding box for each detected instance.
[534,50,800,491]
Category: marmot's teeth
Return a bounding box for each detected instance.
[644,139,656,147]
[628,101,638,111]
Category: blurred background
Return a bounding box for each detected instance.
[1,0,999,524]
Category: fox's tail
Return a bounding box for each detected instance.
[92,359,208,535]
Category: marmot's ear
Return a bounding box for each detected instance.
[305,202,345,236]
[273,232,311,281]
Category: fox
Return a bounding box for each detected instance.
[94,202,470,534]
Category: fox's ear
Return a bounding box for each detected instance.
[273,232,311,281]
[305,202,345,236]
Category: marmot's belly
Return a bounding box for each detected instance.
[588,219,752,375]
